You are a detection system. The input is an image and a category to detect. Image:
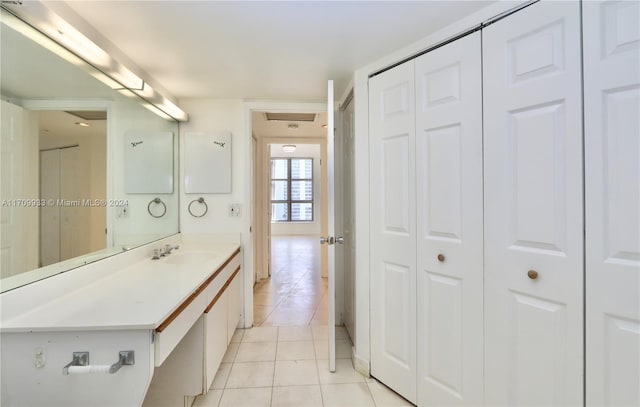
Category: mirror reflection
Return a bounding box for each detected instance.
[0,10,180,292]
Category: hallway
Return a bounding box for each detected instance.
[253,236,328,326]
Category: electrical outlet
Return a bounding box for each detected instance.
[117,205,130,218]
[229,203,241,217]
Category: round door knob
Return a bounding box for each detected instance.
[437,254,445,262]
[527,270,539,280]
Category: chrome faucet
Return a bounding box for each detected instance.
[152,249,162,260]
[164,244,180,255]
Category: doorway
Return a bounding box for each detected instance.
[38,110,107,267]
[249,109,328,326]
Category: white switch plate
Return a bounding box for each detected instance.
[229,203,241,217]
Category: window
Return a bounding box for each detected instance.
[271,158,313,222]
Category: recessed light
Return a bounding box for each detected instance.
[287,123,299,130]
[322,124,328,128]
[283,145,296,153]
[75,122,90,127]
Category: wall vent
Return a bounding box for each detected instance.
[265,112,316,122]
[65,111,107,121]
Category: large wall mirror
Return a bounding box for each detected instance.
[0,8,181,292]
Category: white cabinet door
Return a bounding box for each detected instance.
[226,271,241,344]
[369,61,417,403]
[584,1,640,405]
[415,31,483,406]
[205,295,227,392]
[483,2,584,406]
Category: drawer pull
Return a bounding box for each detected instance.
[527,270,539,280]
[437,254,445,262]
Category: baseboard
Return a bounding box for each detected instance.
[352,348,370,377]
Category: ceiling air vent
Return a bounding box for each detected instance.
[265,112,316,122]
[65,111,107,121]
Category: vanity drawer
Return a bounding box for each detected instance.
[154,292,207,366]
[154,248,241,366]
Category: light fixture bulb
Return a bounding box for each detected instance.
[75,122,90,127]
[283,144,296,153]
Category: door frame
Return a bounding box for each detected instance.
[244,101,327,327]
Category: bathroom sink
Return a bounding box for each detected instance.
[163,251,217,265]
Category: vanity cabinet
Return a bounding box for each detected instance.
[1,239,242,407]
[203,260,242,391]
[144,248,242,405]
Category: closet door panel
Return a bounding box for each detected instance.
[369,61,417,403]
[415,32,483,406]
[483,2,583,406]
[584,1,640,405]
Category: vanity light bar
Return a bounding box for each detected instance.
[0,3,189,122]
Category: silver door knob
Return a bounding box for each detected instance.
[320,236,334,245]
[335,237,344,244]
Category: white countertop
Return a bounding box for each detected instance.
[0,242,240,333]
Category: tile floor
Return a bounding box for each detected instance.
[253,236,328,326]
[193,236,411,406]
[193,326,412,407]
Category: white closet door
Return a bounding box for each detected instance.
[369,61,417,403]
[584,1,640,405]
[40,149,61,267]
[59,146,80,261]
[483,1,584,406]
[415,31,482,406]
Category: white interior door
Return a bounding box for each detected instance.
[584,1,640,405]
[326,80,336,372]
[483,2,584,405]
[40,149,61,267]
[0,100,26,278]
[369,61,417,403]
[415,31,483,406]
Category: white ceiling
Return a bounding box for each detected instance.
[63,1,494,101]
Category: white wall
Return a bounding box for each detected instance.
[178,99,251,326]
[270,143,322,236]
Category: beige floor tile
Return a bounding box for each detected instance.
[221,342,239,363]
[241,326,278,342]
[273,360,319,386]
[313,339,352,360]
[317,358,366,384]
[263,309,314,326]
[311,325,328,340]
[211,362,232,390]
[194,389,223,406]
[230,329,244,343]
[225,362,274,389]
[278,326,313,341]
[271,385,323,407]
[254,292,282,306]
[367,379,413,406]
[321,383,375,407]
[254,306,275,324]
[234,341,277,362]
[276,341,315,361]
[218,387,272,407]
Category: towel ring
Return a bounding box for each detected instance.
[188,197,208,218]
[147,198,167,218]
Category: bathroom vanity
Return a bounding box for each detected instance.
[0,235,242,407]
